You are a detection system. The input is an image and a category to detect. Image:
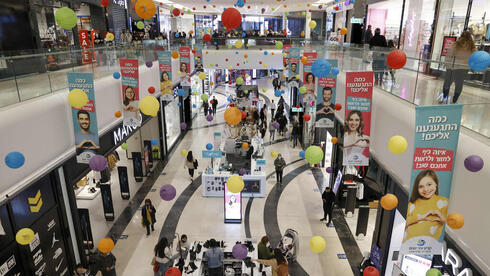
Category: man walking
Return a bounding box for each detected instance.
[270,99,276,119]
[211,96,218,115]
[321,187,336,226]
[274,154,286,184]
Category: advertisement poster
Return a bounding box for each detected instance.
[0,243,23,276]
[132,152,144,181]
[120,59,142,127]
[441,36,457,56]
[194,43,203,71]
[343,71,373,166]
[117,167,130,199]
[315,59,338,128]
[78,30,93,64]
[401,105,462,255]
[78,208,95,249]
[143,140,153,175]
[179,46,191,86]
[68,72,99,164]
[100,184,115,221]
[224,184,242,223]
[283,44,292,69]
[303,52,318,102]
[288,47,300,79]
[157,51,173,101]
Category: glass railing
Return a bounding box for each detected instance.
[1,38,489,139]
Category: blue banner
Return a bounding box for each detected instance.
[401,105,463,255]
[202,150,222,158]
[315,59,338,128]
[68,72,99,164]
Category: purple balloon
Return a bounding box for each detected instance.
[239,168,247,175]
[232,244,248,260]
[89,155,107,172]
[145,61,153,68]
[318,4,323,9]
[464,155,484,172]
[326,167,333,174]
[160,184,176,201]
[180,122,187,130]
[273,122,280,129]
[206,114,214,121]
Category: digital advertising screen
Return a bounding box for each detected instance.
[333,170,342,195]
[224,185,242,223]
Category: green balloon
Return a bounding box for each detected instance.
[305,146,324,165]
[136,21,145,30]
[302,11,306,16]
[55,7,77,30]
[299,86,307,94]
[275,41,284,49]
[236,77,244,85]
[285,12,289,16]
[201,94,209,101]
[121,143,128,150]
[426,269,442,276]
[227,44,233,49]
[244,90,249,94]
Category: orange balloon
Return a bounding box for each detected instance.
[242,142,249,149]
[244,54,248,58]
[171,51,179,59]
[447,213,464,229]
[301,31,305,37]
[98,238,114,253]
[331,137,338,144]
[340,27,348,35]
[301,56,308,65]
[135,0,156,19]
[224,107,242,126]
[210,81,214,86]
[297,12,301,16]
[380,194,398,210]
[114,111,122,118]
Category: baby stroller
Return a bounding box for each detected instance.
[276,229,299,263]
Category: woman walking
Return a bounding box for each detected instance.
[269,119,276,141]
[153,237,179,276]
[252,248,289,276]
[185,151,198,181]
[141,199,156,236]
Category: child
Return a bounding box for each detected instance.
[403,169,449,243]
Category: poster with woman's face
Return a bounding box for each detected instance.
[224,185,241,222]
[158,51,174,101]
[120,59,141,127]
[179,46,191,86]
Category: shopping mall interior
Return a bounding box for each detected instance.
[0,0,489,275]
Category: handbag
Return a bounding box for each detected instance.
[193,159,198,169]
[153,262,159,273]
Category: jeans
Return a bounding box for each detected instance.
[292,135,298,148]
[155,262,170,276]
[372,59,385,83]
[208,267,223,276]
[146,223,154,235]
[276,170,283,183]
[270,131,275,141]
[271,109,275,118]
[443,69,468,103]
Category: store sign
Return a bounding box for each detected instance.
[202,150,222,158]
[351,17,363,24]
[291,107,303,112]
[112,124,138,145]
[113,0,125,6]
[439,242,473,276]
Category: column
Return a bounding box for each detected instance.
[305,10,311,40]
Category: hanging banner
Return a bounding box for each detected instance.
[179,46,191,87]
[157,51,173,101]
[78,30,93,64]
[315,59,338,128]
[194,43,203,71]
[401,105,462,255]
[68,72,99,164]
[303,52,318,102]
[343,71,373,166]
[120,59,142,127]
[283,44,292,69]
[288,47,300,79]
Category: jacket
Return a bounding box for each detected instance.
[256,259,289,276]
[185,159,195,169]
[446,44,475,69]
[369,34,387,48]
[141,205,156,226]
[322,190,336,208]
[257,242,274,259]
[274,158,286,171]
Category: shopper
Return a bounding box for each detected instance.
[269,119,276,141]
[441,31,476,104]
[252,248,288,276]
[369,28,388,85]
[260,105,267,124]
[278,115,287,136]
[74,263,91,276]
[176,234,191,272]
[274,154,286,184]
[363,25,373,44]
[291,121,300,148]
[205,239,223,276]
[141,199,156,236]
[211,97,218,114]
[260,122,267,139]
[258,236,274,274]
[385,40,396,85]
[253,108,260,126]
[270,100,276,119]
[154,237,179,276]
[321,187,336,225]
[185,151,198,180]
[203,100,209,116]
[96,249,116,276]
[272,77,281,91]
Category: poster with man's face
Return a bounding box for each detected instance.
[315,59,338,128]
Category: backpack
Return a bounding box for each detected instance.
[277,263,289,276]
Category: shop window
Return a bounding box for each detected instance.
[467,0,490,49]
[288,18,306,37]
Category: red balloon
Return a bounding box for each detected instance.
[241,111,247,118]
[303,114,311,121]
[101,0,109,7]
[203,33,211,42]
[296,104,300,108]
[148,87,155,94]
[363,266,379,276]
[228,81,232,85]
[387,50,407,69]
[165,267,181,276]
[334,103,342,110]
[172,8,180,17]
[222,8,242,30]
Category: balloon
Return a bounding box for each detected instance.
[387,135,408,154]
[309,20,317,29]
[227,175,244,193]
[331,137,338,144]
[331,67,340,75]
[426,268,442,276]
[303,114,311,121]
[464,155,484,172]
[447,213,464,229]
[271,151,278,158]
[206,143,213,150]
[101,0,109,7]
[136,21,145,30]
[140,96,160,116]
[206,114,214,121]
[180,122,187,130]
[275,41,283,49]
[201,94,209,101]
[105,32,114,41]
[203,33,212,42]
[16,228,35,245]
[151,138,158,146]
[166,267,181,276]
[199,72,207,80]
[98,238,115,253]
[309,236,326,253]
[160,184,177,201]
[301,56,308,64]
[299,86,307,94]
[305,146,324,164]
[235,40,243,48]
[236,77,244,85]
[272,122,280,129]
[171,51,179,59]
[334,103,342,110]
[468,51,490,71]
[180,149,188,156]
[55,7,77,30]
[135,0,156,19]
[113,72,121,79]
[387,50,407,69]
[68,89,88,108]
[89,155,107,171]
[239,168,247,175]
[301,31,305,37]
[242,142,249,149]
[312,59,331,78]
[274,90,282,97]
[5,151,25,169]
[172,8,180,16]
[121,143,128,150]
[177,89,185,96]
[222,8,242,30]
[235,0,245,8]
[115,111,122,118]
[232,244,248,259]
[299,151,305,158]
[340,27,348,35]
[326,167,333,174]
[148,86,155,94]
[363,266,379,276]
[224,107,242,126]
[380,194,398,210]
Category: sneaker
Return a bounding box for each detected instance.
[320,218,326,221]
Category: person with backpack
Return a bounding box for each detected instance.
[252,248,289,276]
[185,151,198,181]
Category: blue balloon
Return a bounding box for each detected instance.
[264,51,268,55]
[236,0,245,8]
[5,151,25,169]
[178,89,185,96]
[311,59,331,78]
[468,51,490,71]
[178,102,182,107]
[274,90,282,97]
[193,104,196,108]
[242,32,246,37]
[331,67,340,76]
[175,33,180,37]
[151,139,158,146]
[227,96,233,102]
[235,51,239,54]
[299,151,305,158]
[113,72,121,79]
[206,143,213,150]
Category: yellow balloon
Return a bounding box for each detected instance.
[16,228,35,245]
[227,175,244,193]
[140,96,160,116]
[309,236,326,253]
[387,135,408,154]
[181,149,188,157]
[235,40,243,48]
[271,151,278,158]
[68,89,88,108]
[199,72,207,80]
[283,53,287,57]
[106,33,114,41]
[309,20,317,29]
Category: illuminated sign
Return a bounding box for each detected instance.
[113,124,138,145]
[441,242,473,276]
